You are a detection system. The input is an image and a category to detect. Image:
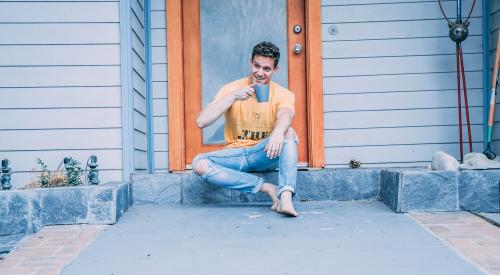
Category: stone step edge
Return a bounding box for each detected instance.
[379,169,499,213]
[131,169,500,213]
[0,182,132,238]
[131,169,383,205]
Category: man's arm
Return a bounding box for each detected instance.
[264,107,295,159]
[196,84,256,128]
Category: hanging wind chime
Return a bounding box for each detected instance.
[438,0,476,162]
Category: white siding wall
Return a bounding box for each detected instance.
[151,0,169,171]
[322,0,484,167]
[131,0,148,172]
[155,0,485,169]
[491,1,500,155]
[0,0,122,188]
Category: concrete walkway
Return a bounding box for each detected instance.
[62,201,484,275]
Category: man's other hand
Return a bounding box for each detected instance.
[232,84,256,101]
[265,132,284,159]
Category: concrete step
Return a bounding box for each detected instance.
[131,169,381,205]
[131,168,500,213]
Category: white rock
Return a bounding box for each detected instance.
[459,152,500,170]
[431,151,459,171]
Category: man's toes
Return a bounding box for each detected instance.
[283,209,298,217]
[277,205,298,217]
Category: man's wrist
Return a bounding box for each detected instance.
[271,126,287,136]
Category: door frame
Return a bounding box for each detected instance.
[166,0,324,171]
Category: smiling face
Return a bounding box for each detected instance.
[249,55,279,85]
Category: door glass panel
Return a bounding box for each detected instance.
[200,0,288,144]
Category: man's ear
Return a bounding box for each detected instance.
[274,65,279,72]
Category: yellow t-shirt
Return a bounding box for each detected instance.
[213,77,295,148]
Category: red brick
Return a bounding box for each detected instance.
[427,225,451,233]
[34,267,62,275]
[2,267,38,275]
[0,224,107,275]
[18,238,46,248]
[413,211,500,274]
[0,258,22,269]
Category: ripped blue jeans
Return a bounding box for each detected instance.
[192,135,298,197]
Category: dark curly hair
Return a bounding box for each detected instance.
[251,41,280,68]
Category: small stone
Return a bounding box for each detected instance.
[460,153,500,170]
[431,151,459,171]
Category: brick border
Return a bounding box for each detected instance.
[0,225,108,275]
[410,212,500,274]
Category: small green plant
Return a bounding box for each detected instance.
[64,158,83,186]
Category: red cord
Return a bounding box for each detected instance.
[456,44,463,161]
[459,47,473,152]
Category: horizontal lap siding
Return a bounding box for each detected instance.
[0,1,122,188]
[132,0,148,172]
[151,0,168,171]
[491,1,500,155]
[321,0,484,167]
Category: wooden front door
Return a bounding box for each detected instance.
[183,0,308,166]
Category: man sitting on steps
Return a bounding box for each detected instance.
[192,41,299,217]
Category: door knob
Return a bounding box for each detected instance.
[293,44,303,54]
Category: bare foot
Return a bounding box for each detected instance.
[277,191,298,217]
[259,183,280,211]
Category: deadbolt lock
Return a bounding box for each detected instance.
[293,25,302,34]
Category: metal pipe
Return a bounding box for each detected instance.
[457,0,462,22]
[145,0,155,173]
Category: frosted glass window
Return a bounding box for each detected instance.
[200,0,288,144]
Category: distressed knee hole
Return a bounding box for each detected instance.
[193,158,210,176]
